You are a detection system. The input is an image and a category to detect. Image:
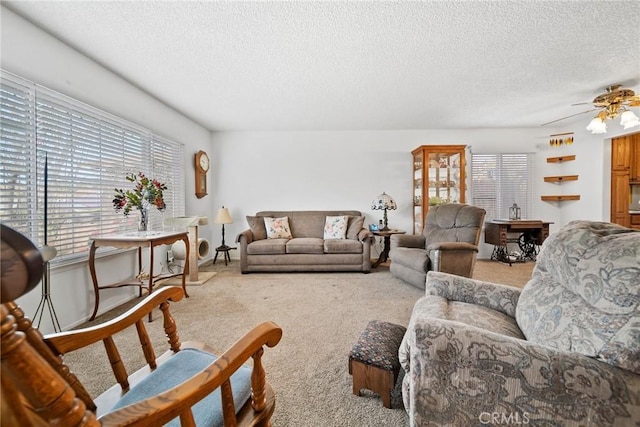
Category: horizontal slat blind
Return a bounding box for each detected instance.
[0,77,37,236]
[0,70,185,263]
[152,134,185,231]
[471,153,535,221]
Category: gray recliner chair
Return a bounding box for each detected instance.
[389,203,485,288]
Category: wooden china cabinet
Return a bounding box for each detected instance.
[412,145,466,234]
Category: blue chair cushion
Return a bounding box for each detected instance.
[108,347,252,427]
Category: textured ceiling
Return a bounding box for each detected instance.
[4,1,640,131]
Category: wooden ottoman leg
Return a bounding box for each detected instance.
[349,320,406,408]
[349,359,396,408]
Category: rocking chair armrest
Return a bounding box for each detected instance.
[98,321,283,427]
[44,286,185,354]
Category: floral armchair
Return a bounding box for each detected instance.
[399,221,640,426]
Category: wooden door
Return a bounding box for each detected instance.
[611,170,630,227]
[630,133,640,182]
[611,136,631,171]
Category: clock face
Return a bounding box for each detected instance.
[198,152,209,172]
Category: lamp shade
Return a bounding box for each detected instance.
[371,192,397,210]
[214,206,233,224]
[586,117,607,134]
[620,110,640,130]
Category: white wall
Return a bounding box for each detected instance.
[210,127,626,260]
[1,7,213,333]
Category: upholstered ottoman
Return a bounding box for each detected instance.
[348,320,406,408]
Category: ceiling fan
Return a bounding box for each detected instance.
[542,84,640,133]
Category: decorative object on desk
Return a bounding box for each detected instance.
[113,172,167,231]
[371,192,397,231]
[34,151,61,332]
[509,203,521,220]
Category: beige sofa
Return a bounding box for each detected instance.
[236,210,374,273]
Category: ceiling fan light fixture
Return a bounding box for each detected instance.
[586,116,607,134]
[620,110,640,129]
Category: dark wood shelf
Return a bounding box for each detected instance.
[544,175,579,183]
[546,155,576,163]
[541,195,581,202]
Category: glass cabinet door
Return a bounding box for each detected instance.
[412,145,466,234]
[413,153,424,234]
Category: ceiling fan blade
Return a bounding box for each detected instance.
[540,109,598,127]
[571,102,591,106]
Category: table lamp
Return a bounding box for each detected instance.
[371,192,397,231]
[214,206,233,249]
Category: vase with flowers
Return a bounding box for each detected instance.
[113,172,167,232]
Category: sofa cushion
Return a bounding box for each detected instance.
[346,216,365,240]
[286,238,324,254]
[516,220,640,374]
[246,216,267,240]
[264,216,292,239]
[388,247,430,271]
[246,239,287,255]
[323,215,348,239]
[324,239,363,254]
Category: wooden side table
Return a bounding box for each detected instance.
[88,231,189,321]
[371,229,406,268]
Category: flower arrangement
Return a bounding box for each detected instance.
[113,172,167,216]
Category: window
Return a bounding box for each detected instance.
[471,153,535,221]
[0,71,185,263]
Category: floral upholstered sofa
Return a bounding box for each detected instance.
[400,221,640,426]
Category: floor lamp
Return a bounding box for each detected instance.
[34,152,61,332]
[214,206,234,265]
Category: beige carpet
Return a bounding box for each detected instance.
[60,259,534,426]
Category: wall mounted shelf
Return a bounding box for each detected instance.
[543,155,580,201]
[546,155,576,163]
[541,195,581,202]
[544,175,579,183]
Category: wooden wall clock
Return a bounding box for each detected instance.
[194,150,209,198]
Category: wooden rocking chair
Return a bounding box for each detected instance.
[1,224,282,426]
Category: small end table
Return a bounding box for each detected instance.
[372,229,406,268]
[213,245,237,266]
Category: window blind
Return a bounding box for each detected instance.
[0,71,185,263]
[471,153,535,221]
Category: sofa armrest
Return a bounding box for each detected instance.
[357,228,374,243]
[425,271,521,317]
[236,230,254,273]
[236,229,254,245]
[400,317,639,426]
[390,234,425,250]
